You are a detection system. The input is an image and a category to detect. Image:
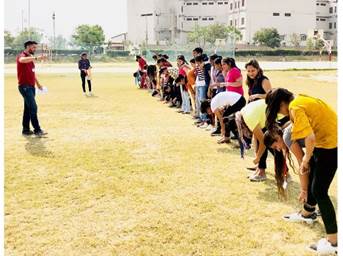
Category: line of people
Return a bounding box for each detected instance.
[135,48,338,255]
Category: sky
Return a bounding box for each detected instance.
[4,0,127,41]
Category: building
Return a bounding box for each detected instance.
[127,0,336,47]
[316,0,337,45]
[108,33,128,50]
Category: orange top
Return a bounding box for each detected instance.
[187,68,196,90]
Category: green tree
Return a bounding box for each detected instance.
[253,28,281,48]
[72,24,105,50]
[4,30,15,48]
[306,38,314,50]
[12,28,43,49]
[49,35,68,49]
[188,24,242,47]
[290,33,300,48]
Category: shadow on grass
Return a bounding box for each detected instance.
[257,176,338,238]
[24,136,54,158]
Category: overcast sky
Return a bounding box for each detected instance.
[4,0,127,40]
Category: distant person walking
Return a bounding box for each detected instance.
[78,52,93,96]
[16,40,48,137]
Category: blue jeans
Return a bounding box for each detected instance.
[195,86,208,121]
[18,85,41,133]
[180,87,191,113]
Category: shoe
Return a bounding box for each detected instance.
[183,112,190,115]
[206,125,213,131]
[192,115,200,120]
[308,238,337,255]
[217,137,230,144]
[83,92,87,96]
[246,166,257,171]
[177,110,183,113]
[194,120,203,125]
[282,211,317,224]
[88,92,93,96]
[200,123,209,129]
[22,130,34,136]
[34,130,48,137]
[249,174,267,182]
[211,129,221,136]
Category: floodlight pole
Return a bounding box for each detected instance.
[28,0,31,37]
[52,12,56,56]
[141,13,153,46]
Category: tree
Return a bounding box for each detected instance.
[253,28,281,48]
[290,33,300,48]
[306,38,315,50]
[72,24,105,50]
[188,24,242,47]
[49,35,68,49]
[4,30,15,48]
[12,28,43,49]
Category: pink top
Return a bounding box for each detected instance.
[178,65,189,77]
[225,67,244,95]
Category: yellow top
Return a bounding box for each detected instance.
[290,94,337,149]
[241,99,266,131]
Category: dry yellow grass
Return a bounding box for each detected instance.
[4,69,337,256]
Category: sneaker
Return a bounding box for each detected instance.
[308,238,337,255]
[249,174,267,182]
[34,130,48,137]
[88,92,93,96]
[283,211,317,224]
[194,120,203,125]
[211,129,221,136]
[83,92,87,96]
[22,130,34,136]
[200,123,209,129]
[206,125,213,131]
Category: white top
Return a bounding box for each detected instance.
[210,91,242,112]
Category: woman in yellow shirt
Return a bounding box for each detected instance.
[265,88,337,254]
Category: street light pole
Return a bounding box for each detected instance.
[28,0,31,38]
[140,13,153,46]
[52,12,56,53]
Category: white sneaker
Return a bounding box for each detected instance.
[88,92,93,96]
[83,92,87,96]
[206,125,214,131]
[308,238,337,255]
[283,211,317,224]
[200,123,209,129]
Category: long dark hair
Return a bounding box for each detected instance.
[245,59,264,92]
[264,127,296,198]
[222,57,239,70]
[265,88,294,130]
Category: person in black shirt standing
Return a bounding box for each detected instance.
[245,59,272,103]
[78,52,92,96]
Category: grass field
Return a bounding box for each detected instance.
[4,69,337,256]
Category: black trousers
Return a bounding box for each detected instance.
[80,71,92,92]
[306,147,337,234]
[223,96,247,137]
[18,85,41,133]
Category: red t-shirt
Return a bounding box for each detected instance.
[138,58,147,70]
[16,51,36,86]
[226,67,243,95]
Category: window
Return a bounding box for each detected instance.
[316,3,319,5]
[230,20,233,26]
[320,3,326,6]
[202,17,208,20]
[209,2,214,5]
[186,3,192,5]
[273,13,280,16]
[335,6,337,12]
[186,18,192,21]
[334,22,336,29]
[320,18,326,21]
[242,0,245,7]
[181,6,183,13]
[300,34,307,41]
[209,17,214,20]
[285,13,291,17]
[329,22,332,29]
[238,1,240,8]
[193,2,198,5]
[235,2,237,8]
[202,2,207,5]
[230,3,233,9]
[316,18,319,21]
[218,2,223,5]
[280,35,285,41]
[235,19,237,26]
[241,17,245,25]
[329,7,333,13]
[224,2,228,4]
[193,17,198,20]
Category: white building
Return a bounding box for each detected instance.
[227,0,317,46]
[127,0,336,47]
[316,0,337,45]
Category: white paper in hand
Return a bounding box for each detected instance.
[36,86,48,95]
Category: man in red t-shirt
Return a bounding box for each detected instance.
[135,55,147,89]
[17,41,48,136]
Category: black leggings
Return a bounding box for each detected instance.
[80,71,92,92]
[305,147,337,234]
[223,96,247,137]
